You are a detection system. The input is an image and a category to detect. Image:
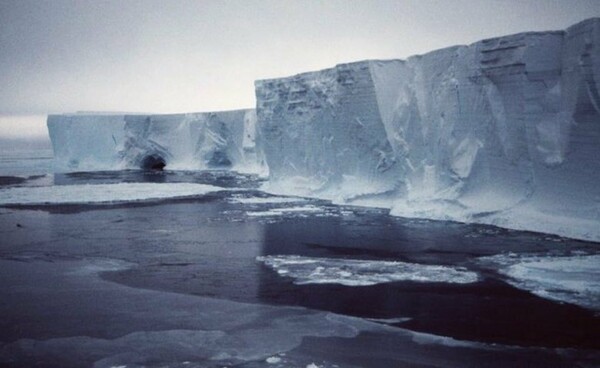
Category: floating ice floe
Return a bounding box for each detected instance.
[0,183,225,205]
[246,205,325,217]
[229,195,308,205]
[257,255,479,286]
[479,253,600,311]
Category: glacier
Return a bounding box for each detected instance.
[47,18,600,241]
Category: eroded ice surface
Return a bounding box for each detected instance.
[0,183,225,205]
[257,255,479,286]
[480,253,600,311]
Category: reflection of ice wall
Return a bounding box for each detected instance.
[48,110,266,174]
[256,18,600,241]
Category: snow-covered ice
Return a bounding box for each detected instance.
[256,255,479,286]
[480,253,600,310]
[0,183,225,205]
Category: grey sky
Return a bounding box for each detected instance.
[1,0,599,118]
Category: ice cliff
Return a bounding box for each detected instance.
[255,18,600,241]
[48,110,265,174]
[48,18,600,241]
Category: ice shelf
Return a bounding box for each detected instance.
[48,18,600,241]
[255,18,600,241]
[48,110,266,174]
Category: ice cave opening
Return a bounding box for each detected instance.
[140,154,167,171]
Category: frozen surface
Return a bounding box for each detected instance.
[47,110,266,174]
[480,253,600,310]
[1,257,579,368]
[0,183,225,205]
[255,18,600,241]
[257,255,479,286]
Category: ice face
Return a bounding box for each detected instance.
[255,62,401,201]
[48,110,267,175]
[255,18,600,241]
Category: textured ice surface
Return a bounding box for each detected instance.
[256,255,479,285]
[48,110,266,174]
[480,253,600,310]
[255,18,600,241]
[0,183,224,205]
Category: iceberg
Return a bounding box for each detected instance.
[48,110,266,174]
[47,18,600,241]
[255,18,600,241]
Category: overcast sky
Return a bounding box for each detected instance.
[0,0,599,137]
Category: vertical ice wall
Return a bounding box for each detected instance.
[48,110,266,174]
[256,62,401,202]
[46,18,599,240]
[255,18,600,241]
[47,114,127,171]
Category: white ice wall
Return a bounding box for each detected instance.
[255,62,400,201]
[48,110,266,174]
[255,18,600,241]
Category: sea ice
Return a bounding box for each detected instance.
[228,195,308,204]
[246,205,325,217]
[256,255,479,286]
[479,253,600,310]
[0,183,226,205]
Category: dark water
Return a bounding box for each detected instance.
[1,170,599,367]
